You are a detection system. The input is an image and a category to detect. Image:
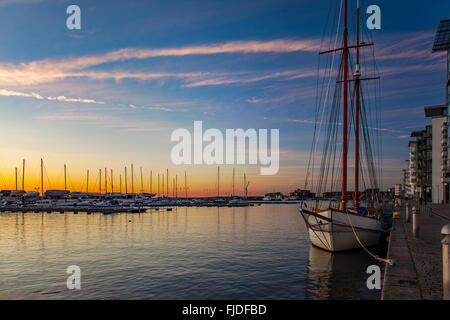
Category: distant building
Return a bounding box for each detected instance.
[395,184,402,197]
[408,141,418,198]
[289,189,315,199]
[263,192,284,201]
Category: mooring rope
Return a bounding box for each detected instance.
[345,210,394,266]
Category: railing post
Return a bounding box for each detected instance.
[406,203,411,223]
[412,206,420,237]
[442,224,450,300]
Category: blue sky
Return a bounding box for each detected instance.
[0,0,449,195]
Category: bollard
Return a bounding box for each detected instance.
[412,206,420,237]
[442,224,450,300]
[406,203,411,223]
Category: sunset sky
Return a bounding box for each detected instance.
[0,0,449,196]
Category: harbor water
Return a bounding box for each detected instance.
[0,204,385,299]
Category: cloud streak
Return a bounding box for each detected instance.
[0,39,320,86]
[0,88,105,104]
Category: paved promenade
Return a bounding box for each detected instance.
[382,201,450,300]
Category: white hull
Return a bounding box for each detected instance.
[300,207,381,252]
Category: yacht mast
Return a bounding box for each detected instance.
[140,167,143,193]
[111,169,114,193]
[341,0,349,211]
[232,167,235,196]
[124,167,128,194]
[64,164,67,192]
[22,159,25,191]
[131,164,134,194]
[354,0,361,210]
[150,170,152,194]
[40,158,43,196]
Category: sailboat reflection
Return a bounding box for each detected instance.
[305,244,386,300]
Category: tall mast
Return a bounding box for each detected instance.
[140,167,143,193]
[150,170,152,194]
[354,0,361,210]
[99,169,102,193]
[22,159,25,191]
[217,166,220,197]
[119,174,122,194]
[244,173,246,197]
[341,0,349,211]
[40,158,43,196]
[124,167,128,194]
[175,175,178,198]
[86,169,89,193]
[162,174,165,197]
[111,169,114,193]
[185,171,187,199]
[166,169,169,198]
[104,168,107,193]
[131,164,134,194]
[64,164,67,192]
[232,167,235,197]
[158,173,160,197]
[15,168,17,191]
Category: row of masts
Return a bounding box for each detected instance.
[10,160,249,198]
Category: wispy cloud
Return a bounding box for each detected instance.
[36,111,172,132]
[0,89,44,100]
[0,39,320,86]
[0,88,105,104]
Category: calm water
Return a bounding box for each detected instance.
[0,204,385,299]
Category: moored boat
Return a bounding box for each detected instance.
[299,0,387,253]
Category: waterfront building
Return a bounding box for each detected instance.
[404,105,448,203]
[394,184,403,197]
[432,19,450,199]
[425,105,448,203]
[408,141,418,198]
[289,189,315,199]
[410,126,432,202]
[402,166,411,197]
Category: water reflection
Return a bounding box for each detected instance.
[0,205,384,299]
[306,244,386,300]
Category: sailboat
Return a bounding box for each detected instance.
[299,0,385,252]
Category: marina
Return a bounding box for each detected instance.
[0,0,449,304]
[0,204,385,300]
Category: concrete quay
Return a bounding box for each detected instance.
[382,201,450,300]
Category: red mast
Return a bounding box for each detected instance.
[341,0,348,211]
[354,0,361,210]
